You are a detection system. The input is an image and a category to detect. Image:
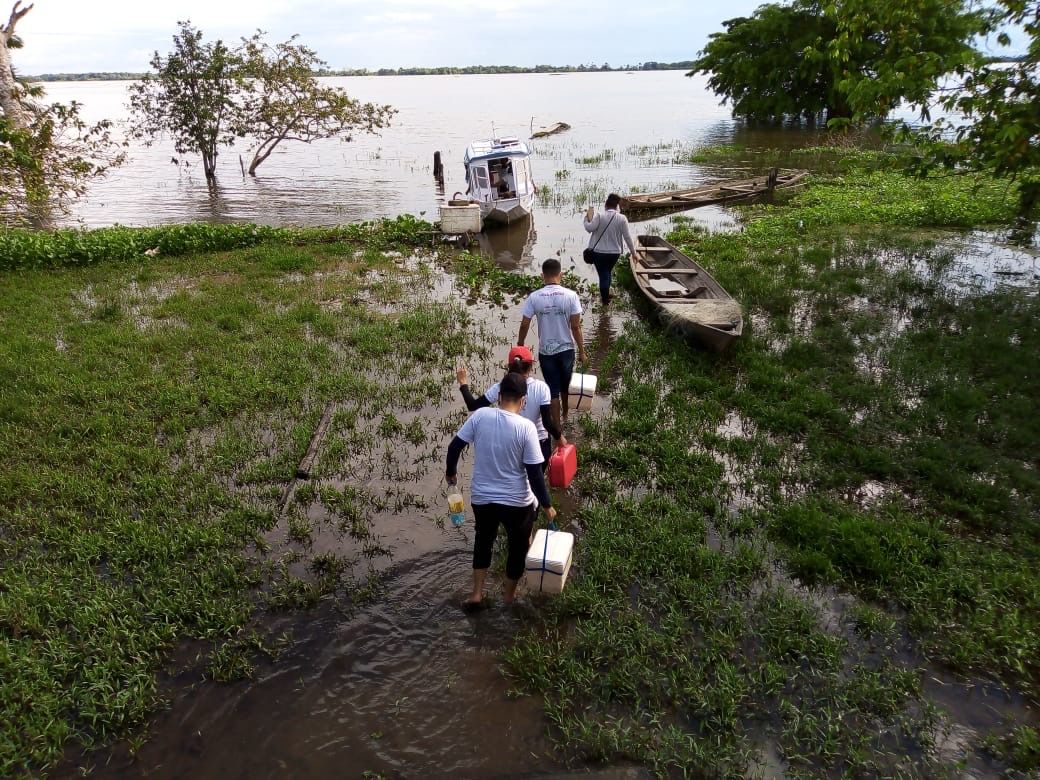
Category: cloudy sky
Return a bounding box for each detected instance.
[12,0,771,74]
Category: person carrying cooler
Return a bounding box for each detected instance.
[517,258,585,429]
[456,345,566,471]
[445,372,557,609]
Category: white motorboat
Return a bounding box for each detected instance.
[463,137,536,225]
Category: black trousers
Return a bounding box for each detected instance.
[591,251,621,303]
[472,502,536,580]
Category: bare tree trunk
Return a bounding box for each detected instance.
[1,3,51,227]
[0,2,33,129]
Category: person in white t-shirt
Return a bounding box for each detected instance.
[446,372,557,609]
[456,345,567,470]
[517,258,585,429]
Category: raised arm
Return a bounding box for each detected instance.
[456,366,491,411]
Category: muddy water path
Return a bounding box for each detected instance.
[79,257,637,779]
[76,235,1039,779]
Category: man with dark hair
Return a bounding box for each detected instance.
[446,371,557,608]
[517,259,585,428]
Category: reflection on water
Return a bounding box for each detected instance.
[47,71,825,289]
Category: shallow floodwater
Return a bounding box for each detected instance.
[46,71,815,283]
[47,73,1037,777]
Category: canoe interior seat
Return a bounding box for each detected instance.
[636,251,678,270]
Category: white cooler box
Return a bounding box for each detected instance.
[439,203,482,233]
[567,372,597,413]
[525,529,574,594]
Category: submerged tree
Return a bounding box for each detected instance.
[1,1,124,227]
[238,33,396,175]
[129,23,397,180]
[127,21,242,181]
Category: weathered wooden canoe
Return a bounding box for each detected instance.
[620,168,808,214]
[530,121,571,139]
[631,234,743,352]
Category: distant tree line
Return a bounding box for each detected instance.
[27,61,697,81]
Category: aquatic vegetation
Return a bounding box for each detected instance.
[0,214,436,271]
[506,161,1039,776]
[575,148,615,167]
[0,227,487,773]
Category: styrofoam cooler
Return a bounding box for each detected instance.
[525,528,574,593]
[567,372,597,413]
[548,443,577,488]
[439,203,482,233]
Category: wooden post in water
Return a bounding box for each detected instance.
[433,151,444,183]
[767,167,778,190]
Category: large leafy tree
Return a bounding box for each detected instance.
[689,1,844,122]
[825,0,988,121]
[127,21,243,181]
[692,0,984,124]
[1,2,124,227]
[237,32,396,175]
[900,1,1040,217]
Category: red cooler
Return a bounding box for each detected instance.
[548,444,577,488]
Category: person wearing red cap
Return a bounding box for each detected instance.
[456,346,566,469]
[446,372,557,608]
[517,258,585,430]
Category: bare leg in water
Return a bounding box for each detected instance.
[467,569,520,605]
[467,569,488,606]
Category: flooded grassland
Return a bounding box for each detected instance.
[507,151,1040,777]
[2,146,1039,778]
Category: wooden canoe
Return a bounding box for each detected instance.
[631,234,743,352]
[620,168,808,214]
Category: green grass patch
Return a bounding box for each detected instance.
[507,157,1039,776]
[0,221,488,774]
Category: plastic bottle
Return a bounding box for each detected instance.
[447,487,465,527]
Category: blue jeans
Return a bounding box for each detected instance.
[539,349,575,399]
[591,251,621,303]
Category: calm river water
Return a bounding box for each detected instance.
[47,71,827,275]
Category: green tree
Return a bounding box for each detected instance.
[128,21,242,181]
[907,1,1040,216]
[825,0,987,122]
[691,0,983,124]
[1,2,124,227]
[689,1,845,122]
[237,32,395,175]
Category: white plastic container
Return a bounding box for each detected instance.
[567,372,598,413]
[525,529,574,594]
[439,203,482,233]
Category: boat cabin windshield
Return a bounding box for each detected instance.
[467,155,529,202]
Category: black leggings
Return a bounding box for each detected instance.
[540,437,551,471]
[472,502,537,580]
